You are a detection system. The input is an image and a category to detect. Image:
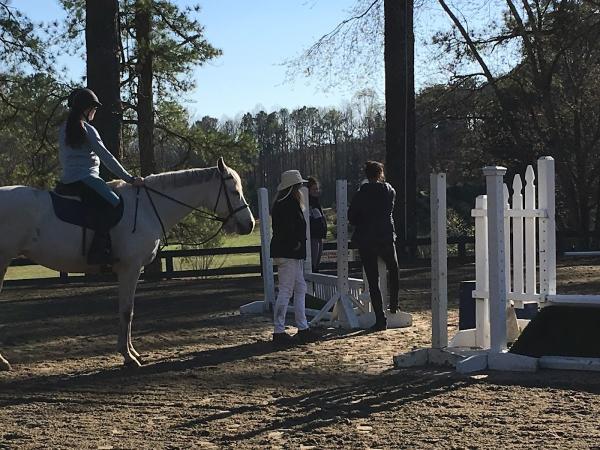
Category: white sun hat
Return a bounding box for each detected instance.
[277,169,308,191]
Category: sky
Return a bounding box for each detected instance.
[16,0,380,121]
[190,0,377,121]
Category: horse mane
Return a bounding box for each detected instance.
[143,167,219,191]
[108,165,242,192]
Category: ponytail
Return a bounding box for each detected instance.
[65,108,86,148]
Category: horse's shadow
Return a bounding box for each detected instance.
[0,338,286,392]
[0,323,370,393]
[0,277,265,363]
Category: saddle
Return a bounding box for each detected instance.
[51,183,124,231]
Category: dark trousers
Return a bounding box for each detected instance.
[359,243,399,325]
[66,180,116,233]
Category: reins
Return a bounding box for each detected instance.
[131,173,250,247]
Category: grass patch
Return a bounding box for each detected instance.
[5,265,61,280]
[221,227,261,247]
[169,227,262,271]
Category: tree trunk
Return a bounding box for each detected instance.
[135,0,160,275]
[135,0,156,176]
[85,0,122,168]
[384,0,416,259]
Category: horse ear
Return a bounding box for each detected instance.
[217,157,226,174]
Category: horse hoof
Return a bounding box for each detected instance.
[123,359,142,369]
[0,358,12,371]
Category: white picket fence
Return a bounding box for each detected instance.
[397,157,600,372]
[452,156,600,371]
[450,158,555,350]
[472,163,553,309]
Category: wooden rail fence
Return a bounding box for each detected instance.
[5,236,479,287]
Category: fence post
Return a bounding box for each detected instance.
[165,255,174,279]
[258,188,275,312]
[483,166,508,353]
[430,173,448,349]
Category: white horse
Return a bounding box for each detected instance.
[0,158,254,370]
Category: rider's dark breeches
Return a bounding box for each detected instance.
[66,180,117,232]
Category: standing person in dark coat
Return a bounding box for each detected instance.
[270,170,318,347]
[348,161,400,331]
[307,176,327,273]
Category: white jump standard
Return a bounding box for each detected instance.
[395,156,600,373]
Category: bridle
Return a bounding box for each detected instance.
[132,171,250,246]
[212,173,251,224]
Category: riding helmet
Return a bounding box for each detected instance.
[67,88,102,111]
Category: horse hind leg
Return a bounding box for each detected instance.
[117,265,143,367]
[127,311,144,364]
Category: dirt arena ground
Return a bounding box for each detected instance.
[2,260,600,449]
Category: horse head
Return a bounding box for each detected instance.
[215,157,255,235]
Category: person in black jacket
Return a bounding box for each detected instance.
[307,176,327,273]
[348,161,400,331]
[270,170,317,347]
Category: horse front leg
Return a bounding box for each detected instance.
[127,307,143,364]
[0,259,12,371]
[0,354,9,371]
[117,265,142,367]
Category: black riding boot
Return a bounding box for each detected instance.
[87,231,117,265]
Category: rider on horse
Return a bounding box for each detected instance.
[59,87,144,265]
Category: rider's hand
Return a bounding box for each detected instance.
[131,177,145,187]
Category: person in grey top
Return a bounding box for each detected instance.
[59,88,144,265]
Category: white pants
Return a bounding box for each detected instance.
[273,258,308,334]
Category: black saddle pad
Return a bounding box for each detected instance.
[49,191,124,230]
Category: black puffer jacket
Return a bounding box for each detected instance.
[348,181,396,248]
[270,193,307,259]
